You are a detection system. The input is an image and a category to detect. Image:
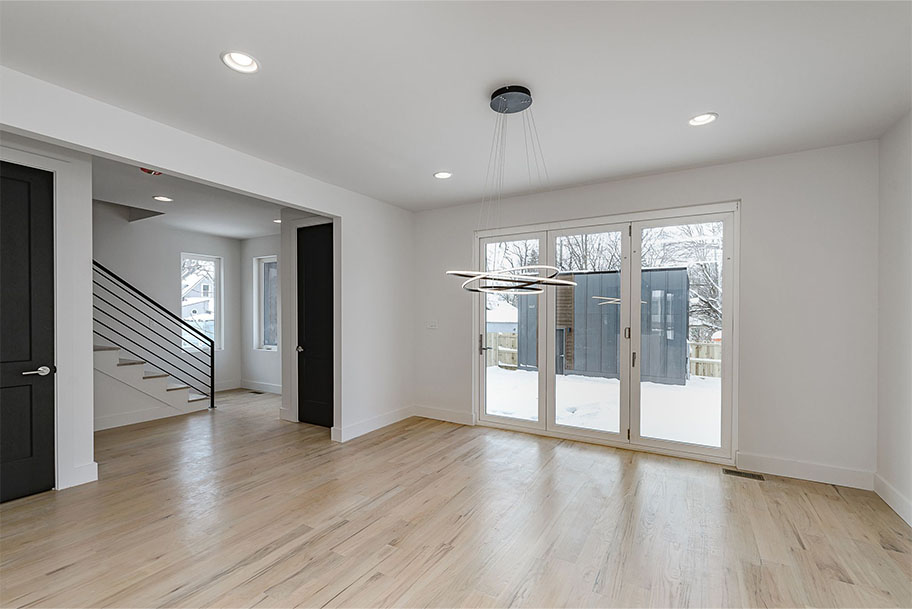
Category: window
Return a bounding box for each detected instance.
[181,253,222,349]
[254,255,278,350]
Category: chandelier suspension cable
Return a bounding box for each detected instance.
[446,84,576,294]
[528,107,551,186]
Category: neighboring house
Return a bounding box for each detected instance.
[181,273,215,337]
[181,273,214,302]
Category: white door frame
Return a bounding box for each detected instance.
[279,215,340,433]
[0,137,98,490]
[473,201,740,465]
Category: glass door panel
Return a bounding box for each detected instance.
[482,236,543,424]
[633,220,725,448]
[550,229,626,435]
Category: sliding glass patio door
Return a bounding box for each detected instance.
[479,232,547,429]
[630,215,733,458]
[477,208,735,461]
[544,224,630,441]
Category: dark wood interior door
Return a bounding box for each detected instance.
[1,161,56,503]
[297,223,333,427]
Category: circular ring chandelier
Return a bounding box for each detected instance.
[447,84,577,294]
[447,265,576,294]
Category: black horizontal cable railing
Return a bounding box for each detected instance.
[92,260,215,409]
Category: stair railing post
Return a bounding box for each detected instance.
[209,339,215,409]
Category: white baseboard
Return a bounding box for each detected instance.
[95,404,208,431]
[330,405,477,443]
[57,461,98,490]
[874,474,912,526]
[411,405,475,426]
[279,407,296,423]
[241,380,282,394]
[737,451,874,490]
[331,407,413,442]
[215,379,241,392]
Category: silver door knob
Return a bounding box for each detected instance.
[22,365,52,376]
[296,346,304,353]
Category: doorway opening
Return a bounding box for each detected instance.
[89,155,336,433]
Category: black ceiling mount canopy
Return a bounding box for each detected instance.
[490,85,532,114]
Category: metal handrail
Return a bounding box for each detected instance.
[93,277,210,351]
[93,307,212,379]
[92,260,215,408]
[93,331,209,395]
[92,286,211,367]
[93,260,213,344]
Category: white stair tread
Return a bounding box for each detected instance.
[166,384,189,391]
[117,358,145,366]
[188,393,208,403]
[143,372,169,380]
[93,345,119,352]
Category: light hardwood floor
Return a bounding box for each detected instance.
[1,390,910,608]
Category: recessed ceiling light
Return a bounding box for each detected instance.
[434,171,453,179]
[153,195,173,202]
[273,219,282,224]
[220,51,259,74]
[689,112,718,126]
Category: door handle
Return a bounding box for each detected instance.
[478,333,491,356]
[296,345,304,353]
[22,365,52,376]
[631,352,637,368]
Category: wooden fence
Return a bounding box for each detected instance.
[688,341,721,378]
[487,333,721,378]
[485,332,518,368]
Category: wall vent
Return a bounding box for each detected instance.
[723,468,765,481]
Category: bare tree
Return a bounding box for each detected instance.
[556,232,622,272]
[181,257,215,284]
[641,223,723,341]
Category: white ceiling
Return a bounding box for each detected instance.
[93,156,290,239]
[1,2,909,211]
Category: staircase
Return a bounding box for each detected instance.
[92,261,214,431]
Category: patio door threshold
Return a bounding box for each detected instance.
[476,418,735,466]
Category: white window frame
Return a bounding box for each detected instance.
[180,252,223,350]
[253,255,279,351]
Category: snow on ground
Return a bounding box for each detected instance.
[486,366,721,447]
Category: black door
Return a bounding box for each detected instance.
[297,223,333,427]
[1,161,56,503]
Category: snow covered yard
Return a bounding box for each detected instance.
[485,366,721,447]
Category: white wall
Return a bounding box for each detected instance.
[240,234,281,393]
[0,132,98,490]
[1,66,414,445]
[93,201,243,390]
[876,111,912,524]
[412,141,880,489]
